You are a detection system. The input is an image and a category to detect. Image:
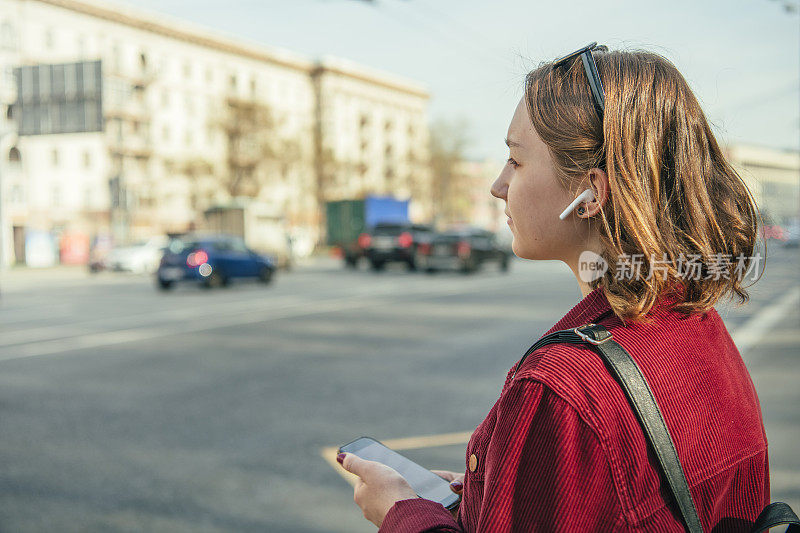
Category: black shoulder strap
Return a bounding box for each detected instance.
[515,323,800,533]
[752,502,800,533]
[514,323,704,532]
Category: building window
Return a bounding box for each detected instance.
[161,89,170,107]
[2,66,11,98]
[112,43,121,70]
[45,28,54,50]
[185,94,194,113]
[185,131,193,147]
[250,77,257,97]
[162,125,170,141]
[205,66,213,83]
[51,148,59,166]
[83,151,91,168]
[10,185,23,204]
[77,34,86,56]
[1,21,16,51]
[229,74,237,91]
[183,60,192,79]
[52,186,62,207]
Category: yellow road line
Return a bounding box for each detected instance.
[321,431,473,485]
[379,431,473,451]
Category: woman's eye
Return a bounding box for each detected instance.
[507,158,519,168]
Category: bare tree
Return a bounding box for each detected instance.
[175,158,216,212]
[429,117,472,224]
[215,97,299,198]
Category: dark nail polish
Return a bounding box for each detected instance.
[450,481,463,491]
[337,453,346,465]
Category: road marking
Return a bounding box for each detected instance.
[321,431,473,486]
[0,275,525,362]
[0,293,307,347]
[376,431,474,451]
[731,286,800,356]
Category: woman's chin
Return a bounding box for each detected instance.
[511,241,534,260]
[512,241,554,261]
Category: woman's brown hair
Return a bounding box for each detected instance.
[525,48,763,322]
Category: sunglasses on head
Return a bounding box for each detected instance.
[553,42,607,120]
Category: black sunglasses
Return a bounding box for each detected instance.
[553,42,607,120]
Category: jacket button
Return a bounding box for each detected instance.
[469,454,478,472]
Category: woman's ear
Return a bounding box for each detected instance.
[580,168,610,217]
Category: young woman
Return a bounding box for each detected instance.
[338,44,768,532]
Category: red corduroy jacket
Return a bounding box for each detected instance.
[379,287,769,532]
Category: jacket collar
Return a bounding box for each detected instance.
[543,286,614,335]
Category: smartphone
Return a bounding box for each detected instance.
[339,436,461,511]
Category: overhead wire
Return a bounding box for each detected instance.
[353,0,511,70]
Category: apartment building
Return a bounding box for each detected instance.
[726,143,800,225]
[0,0,430,266]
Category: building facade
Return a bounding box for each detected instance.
[726,143,800,226]
[0,0,430,266]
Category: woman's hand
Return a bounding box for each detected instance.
[431,470,464,520]
[431,470,465,494]
[338,452,417,528]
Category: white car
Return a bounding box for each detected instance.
[107,236,169,274]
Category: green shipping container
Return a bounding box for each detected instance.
[326,200,366,247]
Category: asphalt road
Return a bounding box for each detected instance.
[0,247,797,532]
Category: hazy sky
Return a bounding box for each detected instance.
[128,0,799,162]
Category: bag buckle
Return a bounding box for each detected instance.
[574,324,612,345]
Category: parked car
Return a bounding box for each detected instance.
[156,235,275,290]
[107,235,169,274]
[361,223,435,271]
[415,227,512,274]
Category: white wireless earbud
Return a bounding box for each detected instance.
[558,189,595,220]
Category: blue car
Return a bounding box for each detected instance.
[156,235,275,290]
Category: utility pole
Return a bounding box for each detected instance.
[0,129,17,271]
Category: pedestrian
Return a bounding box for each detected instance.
[338,44,769,532]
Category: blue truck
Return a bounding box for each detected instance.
[326,196,410,268]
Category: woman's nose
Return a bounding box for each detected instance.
[491,174,508,200]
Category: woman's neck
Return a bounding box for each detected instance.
[564,242,605,298]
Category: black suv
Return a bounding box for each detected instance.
[363,223,435,271]
[416,227,512,274]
